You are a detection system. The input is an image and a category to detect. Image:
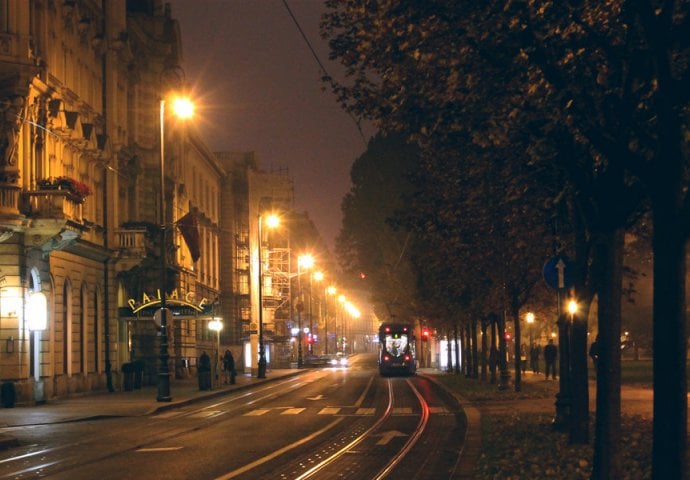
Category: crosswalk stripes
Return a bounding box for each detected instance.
[236,406,450,417]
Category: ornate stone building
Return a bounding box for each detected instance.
[0,0,227,405]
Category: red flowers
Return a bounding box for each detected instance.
[37,176,92,199]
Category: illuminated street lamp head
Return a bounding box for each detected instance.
[326,285,336,296]
[313,271,324,282]
[208,318,223,332]
[171,96,194,119]
[338,294,346,304]
[298,254,314,270]
[264,214,280,229]
[526,312,535,324]
[567,299,578,315]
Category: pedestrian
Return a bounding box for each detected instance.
[530,343,540,373]
[589,335,599,373]
[543,339,558,380]
[223,349,236,384]
[198,350,211,390]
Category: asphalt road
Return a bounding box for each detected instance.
[0,354,467,479]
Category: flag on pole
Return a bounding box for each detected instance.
[177,211,200,262]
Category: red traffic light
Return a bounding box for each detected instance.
[421,327,430,341]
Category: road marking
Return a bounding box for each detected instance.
[318,407,341,415]
[136,447,184,452]
[244,408,270,416]
[374,430,408,445]
[281,408,306,415]
[392,407,413,415]
[307,395,324,400]
[429,406,449,414]
[190,410,224,418]
[355,407,375,415]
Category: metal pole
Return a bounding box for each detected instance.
[308,273,313,355]
[324,289,328,355]
[157,99,171,402]
[258,215,267,378]
[297,264,303,367]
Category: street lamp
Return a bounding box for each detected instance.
[297,254,314,366]
[337,294,346,353]
[157,95,194,403]
[325,285,336,355]
[208,317,223,389]
[258,213,279,378]
[526,311,535,345]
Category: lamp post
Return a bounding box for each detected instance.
[208,317,223,389]
[325,286,336,355]
[297,255,313,366]
[311,271,323,354]
[257,214,279,378]
[553,299,576,431]
[337,294,346,353]
[156,96,193,403]
[526,311,535,346]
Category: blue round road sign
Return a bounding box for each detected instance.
[543,255,573,290]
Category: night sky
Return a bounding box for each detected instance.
[167,0,372,251]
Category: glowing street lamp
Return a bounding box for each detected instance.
[157,95,194,403]
[526,311,535,345]
[258,213,279,378]
[296,254,314,367]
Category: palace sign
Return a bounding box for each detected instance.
[127,289,209,314]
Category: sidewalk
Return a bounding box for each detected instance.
[0,369,301,450]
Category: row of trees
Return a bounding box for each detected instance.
[323,2,689,479]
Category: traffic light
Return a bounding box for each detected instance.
[421,327,430,341]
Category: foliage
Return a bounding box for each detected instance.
[37,176,92,198]
[336,134,421,321]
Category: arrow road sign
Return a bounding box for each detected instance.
[543,254,573,290]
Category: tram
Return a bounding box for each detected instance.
[378,323,417,376]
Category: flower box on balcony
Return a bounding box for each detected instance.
[37,176,92,203]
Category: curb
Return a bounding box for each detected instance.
[418,373,482,479]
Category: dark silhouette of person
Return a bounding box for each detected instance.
[530,344,540,373]
[543,339,558,380]
[223,349,236,384]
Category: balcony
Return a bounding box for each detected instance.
[116,227,148,259]
[21,189,88,251]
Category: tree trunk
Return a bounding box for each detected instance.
[498,312,509,390]
[591,229,624,474]
[480,319,488,381]
[490,315,498,384]
[471,317,479,379]
[446,329,453,373]
[651,199,687,480]
[513,305,522,392]
[454,324,461,374]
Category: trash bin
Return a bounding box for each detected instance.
[122,362,134,391]
[198,370,211,390]
[1,381,16,408]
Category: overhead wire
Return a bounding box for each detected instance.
[281,0,368,147]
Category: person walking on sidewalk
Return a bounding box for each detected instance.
[530,343,540,373]
[544,339,558,380]
[223,349,236,384]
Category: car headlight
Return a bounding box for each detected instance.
[339,358,348,366]
[330,359,338,366]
